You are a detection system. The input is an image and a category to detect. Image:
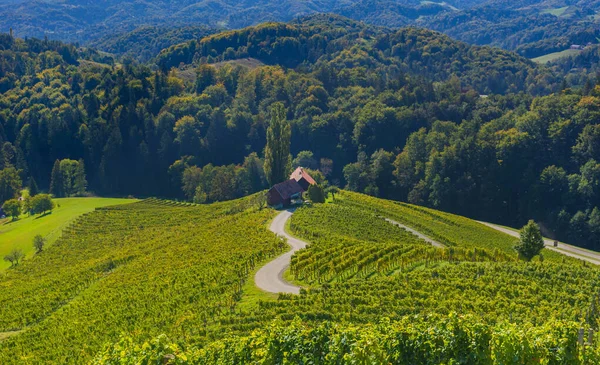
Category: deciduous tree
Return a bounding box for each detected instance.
[74,159,88,196]
[514,220,545,261]
[4,248,24,267]
[0,167,21,204]
[2,198,20,220]
[31,194,54,215]
[33,234,46,253]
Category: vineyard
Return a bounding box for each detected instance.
[0,197,282,363]
[96,315,600,364]
[336,191,576,262]
[2,191,600,363]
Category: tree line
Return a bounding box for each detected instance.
[2,17,599,246]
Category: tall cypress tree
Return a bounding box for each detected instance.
[264,102,291,185]
[49,160,64,198]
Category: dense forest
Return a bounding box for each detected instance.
[3,15,600,247]
[88,26,217,63]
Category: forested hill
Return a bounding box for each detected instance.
[0,0,468,44]
[87,26,217,64]
[157,15,556,95]
[3,0,600,65]
[421,0,600,58]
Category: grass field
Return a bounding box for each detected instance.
[532,49,581,64]
[0,197,136,270]
[540,6,569,17]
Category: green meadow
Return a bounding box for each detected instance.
[0,197,136,270]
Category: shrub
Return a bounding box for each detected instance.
[308,184,325,203]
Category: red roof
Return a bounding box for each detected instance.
[290,167,316,186]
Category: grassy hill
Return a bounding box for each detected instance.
[0,197,136,271]
[532,48,582,64]
[1,192,599,363]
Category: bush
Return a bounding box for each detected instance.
[308,184,325,203]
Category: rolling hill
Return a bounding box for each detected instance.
[1,192,599,363]
[2,0,600,64]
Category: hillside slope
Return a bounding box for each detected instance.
[1,192,599,363]
[157,16,556,95]
[0,197,136,270]
[0,197,282,363]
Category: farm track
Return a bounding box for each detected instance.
[255,209,307,294]
[383,218,445,248]
[478,221,600,265]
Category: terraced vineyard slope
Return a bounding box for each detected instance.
[3,192,600,364]
[0,197,282,363]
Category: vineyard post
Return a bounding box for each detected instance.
[578,328,585,346]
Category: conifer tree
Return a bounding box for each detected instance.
[49,160,64,198]
[264,102,291,185]
[28,176,39,197]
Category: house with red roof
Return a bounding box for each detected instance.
[290,167,316,191]
[266,167,317,208]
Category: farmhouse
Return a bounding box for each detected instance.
[290,167,317,191]
[266,178,304,208]
[266,167,318,208]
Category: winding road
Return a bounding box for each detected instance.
[254,210,600,296]
[255,209,307,294]
[478,221,600,265]
[384,218,445,248]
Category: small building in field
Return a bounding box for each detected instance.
[290,167,317,191]
[266,179,304,208]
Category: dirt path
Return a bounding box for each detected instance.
[478,221,600,265]
[255,209,307,294]
[384,218,445,248]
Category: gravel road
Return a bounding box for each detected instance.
[478,221,600,265]
[384,218,445,248]
[255,209,307,294]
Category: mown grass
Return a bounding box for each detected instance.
[540,6,569,17]
[532,49,581,64]
[0,197,136,270]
